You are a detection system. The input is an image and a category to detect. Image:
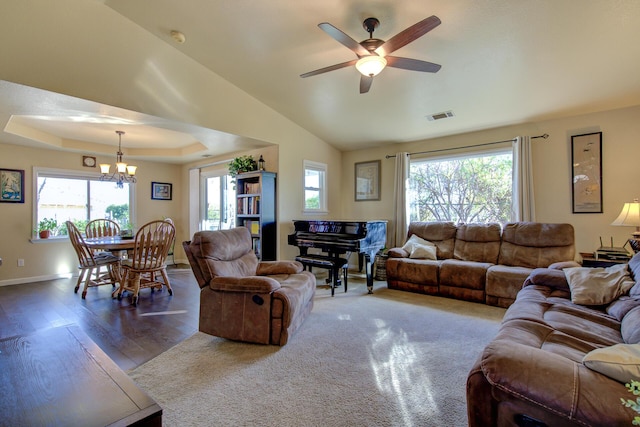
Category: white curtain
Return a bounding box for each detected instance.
[512,136,535,221]
[393,152,410,247]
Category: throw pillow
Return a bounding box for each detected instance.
[583,343,640,383]
[564,264,635,305]
[402,234,437,260]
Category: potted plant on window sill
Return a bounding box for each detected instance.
[37,218,58,239]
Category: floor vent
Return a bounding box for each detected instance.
[427,110,454,121]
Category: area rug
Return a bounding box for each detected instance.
[128,279,505,427]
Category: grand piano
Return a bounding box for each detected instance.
[288,220,387,293]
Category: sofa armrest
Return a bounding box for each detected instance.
[257,260,303,275]
[522,267,570,292]
[549,260,581,270]
[388,247,409,258]
[209,276,281,293]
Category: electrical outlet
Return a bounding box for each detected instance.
[17,259,24,267]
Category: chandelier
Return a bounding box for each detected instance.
[100,130,137,188]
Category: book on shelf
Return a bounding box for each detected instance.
[237,196,260,215]
[243,182,260,194]
[244,220,260,235]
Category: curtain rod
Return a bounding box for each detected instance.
[384,133,549,159]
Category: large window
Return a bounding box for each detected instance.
[303,160,327,212]
[409,149,513,223]
[34,168,134,238]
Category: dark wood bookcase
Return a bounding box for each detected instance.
[235,171,276,260]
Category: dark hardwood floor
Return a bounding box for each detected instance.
[0,265,200,371]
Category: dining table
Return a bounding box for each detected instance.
[84,235,136,298]
[84,235,136,253]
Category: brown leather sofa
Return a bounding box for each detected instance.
[386,221,578,308]
[467,259,640,426]
[183,227,315,346]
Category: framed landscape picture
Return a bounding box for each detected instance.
[355,160,381,201]
[151,182,172,200]
[0,168,25,203]
[571,132,602,213]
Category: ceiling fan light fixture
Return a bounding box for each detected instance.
[355,55,387,77]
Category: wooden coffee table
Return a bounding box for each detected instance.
[0,325,161,426]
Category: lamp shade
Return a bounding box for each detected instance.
[611,199,640,236]
[355,55,387,77]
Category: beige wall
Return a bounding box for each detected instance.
[341,104,640,256]
[0,142,182,283]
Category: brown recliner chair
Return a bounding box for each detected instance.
[183,227,315,346]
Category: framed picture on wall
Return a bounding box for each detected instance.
[355,160,381,201]
[0,168,25,203]
[151,182,172,201]
[571,132,602,213]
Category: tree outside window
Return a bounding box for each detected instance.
[409,151,512,223]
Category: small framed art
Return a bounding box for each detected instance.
[0,168,25,203]
[571,132,602,213]
[355,160,381,201]
[151,182,172,201]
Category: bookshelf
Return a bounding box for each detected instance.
[235,171,276,260]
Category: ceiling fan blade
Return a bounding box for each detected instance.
[300,59,358,78]
[386,56,441,73]
[360,75,373,94]
[318,23,370,57]
[375,15,441,57]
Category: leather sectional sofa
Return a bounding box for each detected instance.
[467,258,640,426]
[386,221,579,308]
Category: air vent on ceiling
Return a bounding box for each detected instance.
[427,110,454,121]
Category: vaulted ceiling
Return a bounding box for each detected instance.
[2,1,640,162]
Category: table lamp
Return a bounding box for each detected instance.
[611,199,640,252]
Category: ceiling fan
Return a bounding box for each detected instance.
[300,16,442,94]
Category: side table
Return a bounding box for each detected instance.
[581,255,628,268]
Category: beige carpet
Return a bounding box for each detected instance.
[129,278,505,427]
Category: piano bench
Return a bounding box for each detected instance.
[295,255,348,297]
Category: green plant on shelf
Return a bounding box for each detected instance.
[228,155,257,177]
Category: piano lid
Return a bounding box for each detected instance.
[292,219,387,234]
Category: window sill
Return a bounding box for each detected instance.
[302,210,329,215]
[30,237,69,244]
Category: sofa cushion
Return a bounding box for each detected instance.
[498,222,575,268]
[402,234,437,260]
[453,222,501,263]
[406,222,457,259]
[440,259,491,291]
[583,343,640,383]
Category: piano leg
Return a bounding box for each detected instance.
[364,254,374,294]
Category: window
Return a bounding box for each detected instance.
[34,168,134,238]
[409,149,513,223]
[303,160,327,212]
[202,174,235,231]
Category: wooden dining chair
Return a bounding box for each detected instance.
[85,219,120,238]
[85,218,122,277]
[117,219,175,306]
[66,221,121,299]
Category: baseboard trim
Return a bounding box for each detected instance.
[0,273,73,287]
